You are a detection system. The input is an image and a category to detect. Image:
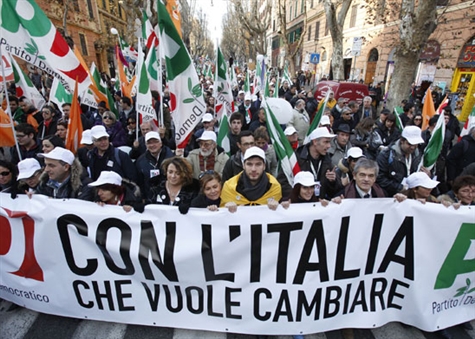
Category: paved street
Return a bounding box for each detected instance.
[1,300,474,339]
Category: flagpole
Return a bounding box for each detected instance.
[213,41,218,117]
[158,43,164,128]
[0,46,22,161]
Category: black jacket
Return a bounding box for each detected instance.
[278,144,337,199]
[376,140,422,196]
[135,146,174,199]
[87,144,138,183]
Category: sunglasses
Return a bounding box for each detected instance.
[199,170,215,179]
[0,171,11,176]
[103,116,113,120]
[127,121,136,125]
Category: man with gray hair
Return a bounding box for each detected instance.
[340,158,386,198]
[287,98,310,145]
[355,96,377,125]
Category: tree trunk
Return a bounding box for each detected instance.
[385,49,419,111]
[385,0,438,111]
[324,0,352,81]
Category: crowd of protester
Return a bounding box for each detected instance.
[1,67,474,339]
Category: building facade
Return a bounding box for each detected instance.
[269,0,475,119]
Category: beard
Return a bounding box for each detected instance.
[200,148,214,157]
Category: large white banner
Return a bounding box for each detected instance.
[0,194,474,335]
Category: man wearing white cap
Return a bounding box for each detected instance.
[238,94,257,125]
[376,125,425,196]
[284,126,299,150]
[221,146,282,208]
[36,147,93,200]
[17,158,43,193]
[186,130,229,180]
[135,131,174,199]
[87,125,138,183]
[278,127,339,199]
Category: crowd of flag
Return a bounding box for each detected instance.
[0,0,474,184]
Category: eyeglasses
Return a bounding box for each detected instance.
[16,134,27,138]
[199,170,215,179]
[0,171,11,176]
[199,142,213,148]
[414,118,422,121]
[103,116,113,120]
[127,121,135,125]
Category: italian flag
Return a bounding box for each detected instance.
[459,106,475,141]
[142,10,158,49]
[282,63,293,86]
[90,63,118,116]
[263,98,300,186]
[136,39,157,126]
[214,46,234,121]
[118,35,138,64]
[0,0,90,93]
[157,0,206,148]
[394,108,404,132]
[243,70,251,97]
[273,76,280,98]
[304,90,329,144]
[217,107,230,156]
[421,112,445,170]
[10,55,45,112]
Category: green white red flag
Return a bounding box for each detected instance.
[157,0,206,148]
[217,107,230,156]
[282,63,293,86]
[90,63,118,116]
[459,106,475,141]
[394,107,404,132]
[0,0,90,93]
[421,113,445,170]
[136,39,157,126]
[243,71,251,97]
[214,47,234,120]
[142,10,158,49]
[263,98,300,186]
[304,90,329,144]
[10,54,45,110]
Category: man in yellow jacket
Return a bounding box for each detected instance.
[221,146,282,209]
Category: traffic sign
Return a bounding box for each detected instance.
[351,37,363,56]
[310,53,320,64]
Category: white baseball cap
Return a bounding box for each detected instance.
[145,131,161,142]
[17,158,42,180]
[197,130,217,143]
[243,146,266,163]
[402,126,424,145]
[80,130,93,145]
[307,127,335,141]
[38,147,75,165]
[88,171,122,187]
[202,113,214,122]
[345,147,365,159]
[319,115,331,126]
[238,90,245,95]
[406,172,439,189]
[293,171,317,187]
[244,94,252,101]
[284,126,298,136]
[91,125,109,140]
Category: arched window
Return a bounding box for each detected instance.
[368,48,379,62]
[322,50,327,61]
